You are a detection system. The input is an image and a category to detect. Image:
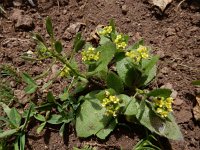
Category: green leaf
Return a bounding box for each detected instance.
[0,103,21,128]
[0,139,6,150]
[96,89,116,101]
[59,90,69,101]
[99,35,110,45]
[21,105,33,131]
[36,42,48,54]
[109,19,116,34]
[33,34,45,43]
[46,17,54,38]
[106,71,124,93]
[59,123,65,137]
[116,57,141,87]
[134,135,161,150]
[123,97,138,116]
[24,84,37,94]
[142,56,159,75]
[73,32,85,52]
[136,103,183,140]
[0,102,11,118]
[22,103,36,118]
[22,73,37,94]
[192,80,200,86]
[14,137,19,150]
[142,65,157,86]
[54,41,63,53]
[34,114,46,122]
[76,91,114,138]
[42,80,53,90]
[9,108,22,128]
[88,42,116,77]
[37,122,46,134]
[22,73,36,85]
[47,91,55,103]
[0,129,18,138]
[47,114,63,124]
[134,56,159,87]
[147,89,172,99]
[96,119,117,139]
[19,133,25,150]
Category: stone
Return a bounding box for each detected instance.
[62,30,72,40]
[160,67,169,74]
[173,98,183,106]
[165,28,176,37]
[13,0,22,7]
[14,90,29,104]
[11,9,34,31]
[171,90,178,99]
[66,22,85,34]
[122,5,128,14]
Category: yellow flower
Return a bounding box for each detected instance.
[125,51,141,63]
[60,66,70,77]
[153,96,173,118]
[114,35,127,49]
[126,45,149,63]
[101,91,121,117]
[81,47,100,62]
[156,108,168,118]
[98,26,112,36]
[137,45,149,59]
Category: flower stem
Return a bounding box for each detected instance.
[49,50,86,79]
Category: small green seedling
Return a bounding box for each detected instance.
[0,103,33,150]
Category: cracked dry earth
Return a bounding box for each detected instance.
[0,0,200,149]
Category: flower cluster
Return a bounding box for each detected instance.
[81,47,100,62]
[114,35,127,49]
[60,66,70,77]
[98,26,112,36]
[153,97,173,118]
[101,91,121,117]
[126,45,149,63]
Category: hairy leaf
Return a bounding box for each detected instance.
[37,122,46,134]
[116,57,141,87]
[0,129,18,138]
[136,103,183,140]
[55,41,63,53]
[47,114,63,124]
[106,71,124,93]
[73,32,85,52]
[192,80,200,86]
[96,119,117,139]
[46,17,54,38]
[76,91,114,138]
[147,88,172,98]
[88,42,116,77]
[22,73,37,94]
[124,97,138,116]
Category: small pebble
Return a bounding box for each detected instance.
[173,98,183,106]
[122,5,128,14]
[63,9,67,15]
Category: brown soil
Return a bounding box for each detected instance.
[0,0,200,149]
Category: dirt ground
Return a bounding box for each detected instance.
[0,0,200,149]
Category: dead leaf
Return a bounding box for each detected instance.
[193,95,200,121]
[151,0,173,11]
